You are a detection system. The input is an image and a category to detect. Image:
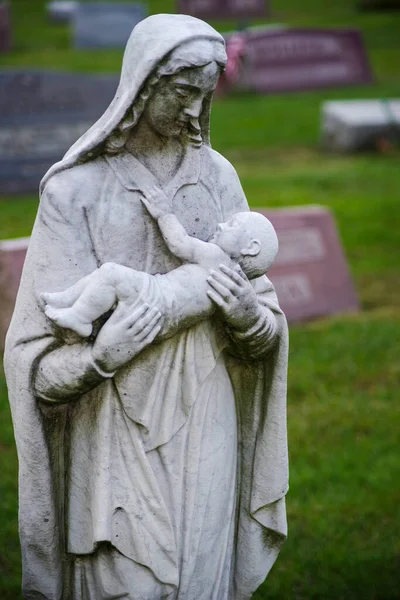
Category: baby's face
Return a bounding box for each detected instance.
[209,216,250,257]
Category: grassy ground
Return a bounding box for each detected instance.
[1,0,400,598]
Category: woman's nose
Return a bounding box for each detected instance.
[183,97,203,119]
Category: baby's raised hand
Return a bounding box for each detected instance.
[141,185,172,220]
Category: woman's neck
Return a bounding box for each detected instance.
[126,118,185,186]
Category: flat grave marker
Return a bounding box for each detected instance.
[321,99,400,152]
[256,206,359,322]
[47,1,78,23]
[0,70,119,194]
[226,27,372,94]
[178,0,267,19]
[73,2,147,49]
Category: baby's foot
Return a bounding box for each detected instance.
[41,290,73,309]
[45,306,93,337]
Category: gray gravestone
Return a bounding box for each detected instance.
[73,2,147,49]
[0,70,119,194]
[257,206,359,322]
[227,27,372,94]
[47,1,78,23]
[321,99,400,152]
[179,0,267,19]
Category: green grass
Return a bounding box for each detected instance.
[1,0,400,598]
[255,313,400,600]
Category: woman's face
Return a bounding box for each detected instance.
[142,62,220,144]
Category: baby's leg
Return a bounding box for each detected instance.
[45,263,140,337]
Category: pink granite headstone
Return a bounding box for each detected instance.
[0,3,11,53]
[0,238,29,351]
[256,206,359,322]
[229,27,372,94]
[178,0,267,19]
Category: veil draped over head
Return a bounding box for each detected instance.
[6,14,289,600]
[39,14,227,194]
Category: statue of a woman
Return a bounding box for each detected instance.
[5,14,288,600]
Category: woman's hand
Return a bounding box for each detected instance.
[207,264,261,332]
[141,185,172,220]
[92,302,162,374]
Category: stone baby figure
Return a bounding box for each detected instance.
[42,185,279,340]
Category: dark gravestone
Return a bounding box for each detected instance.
[256,206,359,322]
[232,27,372,94]
[73,2,147,49]
[178,0,267,19]
[0,3,11,53]
[0,70,119,195]
[0,237,29,351]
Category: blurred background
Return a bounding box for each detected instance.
[0,1,399,598]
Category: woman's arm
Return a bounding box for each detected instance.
[23,173,164,403]
[207,265,280,360]
[34,304,162,402]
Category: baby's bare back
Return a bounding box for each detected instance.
[155,249,234,335]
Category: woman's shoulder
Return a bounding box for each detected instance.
[201,146,238,179]
[41,156,109,207]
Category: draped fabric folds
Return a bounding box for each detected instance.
[5,14,288,600]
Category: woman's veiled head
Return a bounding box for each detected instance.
[105,38,227,154]
[40,16,227,194]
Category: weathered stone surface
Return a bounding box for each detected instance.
[227,27,372,94]
[47,1,78,23]
[257,206,359,322]
[0,70,118,194]
[321,99,400,152]
[0,3,11,53]
[4,16,288,600]
[73,2,147,49]
[0,238,29,352]
[179,0,267,19]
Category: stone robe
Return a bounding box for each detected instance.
[5,14,289,600]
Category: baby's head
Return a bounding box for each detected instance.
[210,211,278,279]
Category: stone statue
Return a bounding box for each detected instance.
[4,14,289,600]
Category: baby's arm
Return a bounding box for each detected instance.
[141,185,220,265]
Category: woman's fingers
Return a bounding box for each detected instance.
[207,275,233,301]
[208,269,238,296]
[219,264,246,286]
[127,306,161,334]
[140,323,163,345]
[207,289,226,308]
[135,312,162,342]
[122,303,151,328]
